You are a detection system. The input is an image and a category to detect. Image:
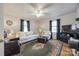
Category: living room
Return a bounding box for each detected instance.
[2,3,79,56]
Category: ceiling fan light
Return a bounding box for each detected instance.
[36,13,43,17]
[35,10,44,17]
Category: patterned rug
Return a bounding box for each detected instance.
[32,43,45,50]
[21,40,63,56]
[49,40,63,56]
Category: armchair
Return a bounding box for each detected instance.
[4,38,20,56]
[68,37,79,55]
[68,37,79,50]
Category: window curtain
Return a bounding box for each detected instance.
[27,21,30,31]
[49,20,53,39]
[20,19,24,31]
[20,19,30,32]
[57,19,60,39]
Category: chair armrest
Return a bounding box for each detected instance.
[68,39,79,50]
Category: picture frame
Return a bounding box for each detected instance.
[6,20,13,26]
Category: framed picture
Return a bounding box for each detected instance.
[6,20,13,26]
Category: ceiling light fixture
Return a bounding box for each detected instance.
[34,9,44,17]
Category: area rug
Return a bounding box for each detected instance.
[49,40,63,56]
[32,43,45,50]
[21,40,63,56]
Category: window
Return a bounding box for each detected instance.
[23,21,28,32]
[20,19,30,32]
[52,20,57,33]
[71,24,77,30]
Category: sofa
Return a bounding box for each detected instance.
[59,32,70,43]
[19,31,39,44]
[19,31,51,44]
[68,37,79,50]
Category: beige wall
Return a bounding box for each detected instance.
[59,12,76,31]
[4,15,20,32]
[60,12,76,25]
[30,20,37,33]
[4,4,24,33]
[35,19,49,32]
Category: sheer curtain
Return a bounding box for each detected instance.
[23,21,28,32]
[20,19,30,32]
[52,21,57,33]
[52,20,57,39]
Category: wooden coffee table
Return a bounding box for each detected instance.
[37,37,48,44]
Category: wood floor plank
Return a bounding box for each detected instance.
[60,42,72,56]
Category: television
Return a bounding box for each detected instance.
[62,25,71,32]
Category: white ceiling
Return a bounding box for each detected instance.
[4,3,79,20]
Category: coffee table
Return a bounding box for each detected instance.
[37,36,48,44]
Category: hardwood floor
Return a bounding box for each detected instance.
[49,40,72,56]
[60,42,72,56]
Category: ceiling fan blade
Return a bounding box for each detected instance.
[28,3,54,16]
[29,3,38,10]
[42,3,53,10]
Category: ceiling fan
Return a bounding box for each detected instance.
[29,3,53,17]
